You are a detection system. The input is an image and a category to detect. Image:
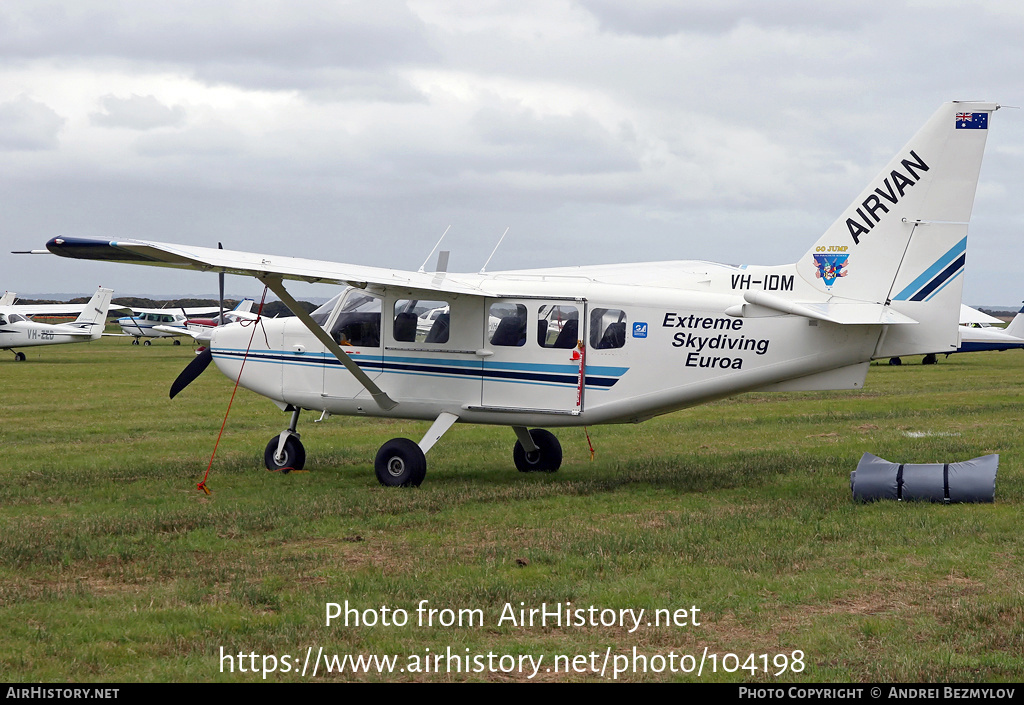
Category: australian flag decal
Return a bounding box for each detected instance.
[812,254,849,286]
[956,112,988,130]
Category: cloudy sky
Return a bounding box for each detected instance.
[1,0,1022,305]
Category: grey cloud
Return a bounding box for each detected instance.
[0,0,437,90]
[579,0,873,37]
[469,105,640,176]
[91,94,186,130]
[0,96,65,150]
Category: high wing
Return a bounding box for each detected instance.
[960,304,1003,326]
[43,236,920,329]
[123,305,222,316]
[46,237,485,298]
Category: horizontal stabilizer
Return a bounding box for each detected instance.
[727,291,918,325]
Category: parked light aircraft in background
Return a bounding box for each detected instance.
[955,304,1024,354]
[116,305,222,345]
[0,287,114,360]
[185,299,256,332]
[156,300,258,342]
[891,304,1024,365]
[39,102,1000,486]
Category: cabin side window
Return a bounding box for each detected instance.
[329,291,381,347]
[590,308,626,349]
[489,303,527,347]
[393,299,450,344]
[537,305,580,349]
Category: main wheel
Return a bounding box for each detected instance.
[888,357,902,366]
[143,339,152,346]
[13,352,26,362]
[173,339,181,346]
[374,438,426,487]
[922,353,937,365]
[264,435,306,473]
[513,428,562,473]
[131,339,140,345]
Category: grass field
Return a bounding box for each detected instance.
[1,334,1022,682]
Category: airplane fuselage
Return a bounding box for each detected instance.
[0,319,99,349]
[209,265,881,428]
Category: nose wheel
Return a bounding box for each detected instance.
[264,435,305,473]
[264,408,306,473]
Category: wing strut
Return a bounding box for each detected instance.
[260,275,398,411]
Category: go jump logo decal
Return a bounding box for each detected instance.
[812,254,849,287]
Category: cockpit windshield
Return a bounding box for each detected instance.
[310,291,345,326]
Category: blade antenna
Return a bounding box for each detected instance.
[218,242,225,324]
[479,227,510,274]
[417,226,451,273]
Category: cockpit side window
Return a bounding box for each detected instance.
[329,291,381,347]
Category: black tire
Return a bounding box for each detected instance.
[143,339,151,346]
[374,438,426,487]
[13,352,26,362]
[888,357,902,366]
[131,339,140,345]
[922,354,937,365]
[173,339,181,346]
[513,428,562,473]
[264,435,306,473]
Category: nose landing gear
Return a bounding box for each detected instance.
[264,407,306,473]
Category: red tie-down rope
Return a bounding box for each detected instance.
[196,286,269,495]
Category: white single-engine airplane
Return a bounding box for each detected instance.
[956,304,1024,354]
[38,102,1000,486]
[0,286,114,361]
[115,305,225,345]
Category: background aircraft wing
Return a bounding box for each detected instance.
[0,302,129,317]
[960,304,1003,326]
[46,237,484,297]
[125,305,221,316]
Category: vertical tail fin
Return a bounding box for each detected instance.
[795,101,999,357]
[1003,304,1024,339]
[74,286,114,339]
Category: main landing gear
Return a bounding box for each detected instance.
[11,351,26,361]
[265,409,564,486]
[512,427,562,473]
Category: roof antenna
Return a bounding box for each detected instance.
[418,225,451,273]
[479,227,510,274]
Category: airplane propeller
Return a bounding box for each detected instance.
[170,346,213,399]
[169,242,225,399]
